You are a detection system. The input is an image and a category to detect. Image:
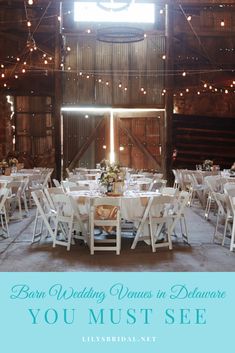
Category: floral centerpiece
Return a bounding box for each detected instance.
[0,159,8,168]
[203,159,213,171]
[99,161,124,194]
[8,157,18,167]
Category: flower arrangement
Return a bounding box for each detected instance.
[8,158,18,167]
[0,159,8,168]
[203,159,213,170]
[99,162,122,186]
[100,159,110,170]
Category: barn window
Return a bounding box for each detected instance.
[74,1,155,23]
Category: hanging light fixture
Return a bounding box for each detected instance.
[97,26,145,43]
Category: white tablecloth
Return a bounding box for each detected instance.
[69,190,159,221]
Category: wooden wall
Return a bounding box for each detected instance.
[63,112,106,169]
[0,95,13,160]
[62,30,166,170]
[172,113,235,170]
[63,35,165,107]
[14,96,55,168]
[116,115,163,170]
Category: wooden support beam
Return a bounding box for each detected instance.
[53,2,62,180]
[164,3,174,182]
[118,119,161,170]
[68,118,106,170]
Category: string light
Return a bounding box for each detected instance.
[27,21,31,27]
[187,16,192,21]
[220,20,225,27]
[28,0,33,4]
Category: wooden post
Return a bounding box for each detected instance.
[164,2,174,184]
[53,2,62,180]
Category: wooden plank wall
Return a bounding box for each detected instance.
[63,35,165,107]
[172,114,235,170]
[117,115,163,170]
[63,113,106,169]
[15,96,55,167]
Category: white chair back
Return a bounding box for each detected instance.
[0,187,10,237]
[90,197,121,255]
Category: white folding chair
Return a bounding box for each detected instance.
[223,183,235,251]
[51,193,88,251]
[212,192,228,243]
[130,196,153,250]
[44,187,65,209]
[172,169,180,189]
[168,191,190,243]
[204,175,227,219]
[0,188,10,238]
[149,195,177,252]
[31,190,57,243]
[7,177,29,219]
[89,197,121,255]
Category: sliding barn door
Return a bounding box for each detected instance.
[62,112,108,171]
[115,114,164,171]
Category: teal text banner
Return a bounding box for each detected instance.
[0,272,234,353]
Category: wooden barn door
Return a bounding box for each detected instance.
[62,111,164,172]
[115,113,164,171]
[62,112,108,171]
[14,96,55,168]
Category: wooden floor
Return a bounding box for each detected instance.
[0,204,234,272]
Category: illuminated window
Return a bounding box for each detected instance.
[74,1,155,23]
